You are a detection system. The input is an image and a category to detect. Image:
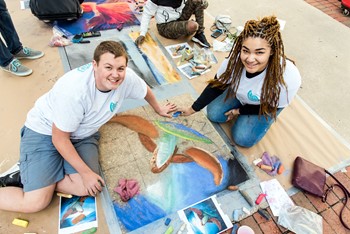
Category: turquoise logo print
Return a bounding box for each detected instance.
[247,90,260,102]
[110,102,118,112]
[77,63,92,72]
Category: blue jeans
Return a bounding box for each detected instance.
[206,90,283,147]
[0,0,22,67]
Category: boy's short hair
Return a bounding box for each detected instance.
[93,41,128,64]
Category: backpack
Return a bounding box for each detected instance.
[29,0,83,22]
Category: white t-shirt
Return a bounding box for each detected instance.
[216,58,301,108]
[25,63,147,139]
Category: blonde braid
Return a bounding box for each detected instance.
[209,16,287,119]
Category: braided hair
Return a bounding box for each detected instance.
[210,15,287,119]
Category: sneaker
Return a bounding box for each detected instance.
[0,163,23,188]
[0,58,32,77]
[191,32,211,48]
[15,47,44,60]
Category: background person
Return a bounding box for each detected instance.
[0,0,44,76]
[135,0,211,48]
[0,41,176,213]
[177,16,302,147]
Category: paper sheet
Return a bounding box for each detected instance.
[260,179,294,216]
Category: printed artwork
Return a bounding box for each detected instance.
[178,195,232,234]
[55,0,140,36]
[59,196,98,234]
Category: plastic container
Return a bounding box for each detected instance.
[237,225,255,234]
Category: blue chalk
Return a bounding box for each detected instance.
[172,111,182,118]
[164,217,171,226]
[232,209,240,221]
[231,223,239,234]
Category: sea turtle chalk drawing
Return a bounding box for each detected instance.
[109,114,223,186]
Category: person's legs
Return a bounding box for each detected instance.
[180,0,210,47]
[232,109,283,147]
[178,0,207,33]
[0,184,56,212]
[156,0,209,43]
[157,21,192,39]
[207,90,242,123]
[0,0,22,67]
[0,126,62,213]
[56,132,101,196]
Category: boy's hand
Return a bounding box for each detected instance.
[157,102,177,118]
[135,35,145,46]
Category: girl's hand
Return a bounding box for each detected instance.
[224,108,240,122]
[176,107,196,116]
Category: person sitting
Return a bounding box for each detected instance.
[0,0,44,77]
[0,41,176,213]
[135,0,210,48]
[177,15,302,147]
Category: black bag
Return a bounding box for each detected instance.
[30,0,83,22]
[292,156,350,230]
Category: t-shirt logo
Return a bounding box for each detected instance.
[247,90,260,102]
[77,63,92,72]
[110,102,118,112]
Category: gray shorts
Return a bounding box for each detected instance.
[19,126,100,192]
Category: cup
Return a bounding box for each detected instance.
[236,26,244,36]
[237,225,255,234]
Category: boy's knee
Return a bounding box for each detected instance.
[187,21,198,33]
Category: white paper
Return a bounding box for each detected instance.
[178,63,211,80]
[260,179,294,216]
[20,0,30,10]
[277,19,286,31]
[165,42,192,58]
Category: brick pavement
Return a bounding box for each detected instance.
[223,166,350,234]
[305,0,350,27]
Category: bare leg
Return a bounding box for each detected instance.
[56,173,89,197]
[0,184,55,213]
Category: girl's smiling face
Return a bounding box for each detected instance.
[240,37,272,74]
[93,52,127,92]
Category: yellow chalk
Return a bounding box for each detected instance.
[57,192,73,198]
[12,218,28,228]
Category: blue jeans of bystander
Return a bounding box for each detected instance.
[0,0,22,67]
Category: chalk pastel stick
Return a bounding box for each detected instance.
[239,190,255,207]
[57,192,73,198]
[12,218,29,228]
[260,164,273,171]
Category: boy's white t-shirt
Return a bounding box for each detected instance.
[216,58,301,108]
[25,63,147,139]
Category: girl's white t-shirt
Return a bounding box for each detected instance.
[216,58,302,108]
